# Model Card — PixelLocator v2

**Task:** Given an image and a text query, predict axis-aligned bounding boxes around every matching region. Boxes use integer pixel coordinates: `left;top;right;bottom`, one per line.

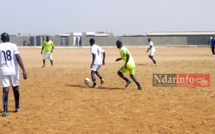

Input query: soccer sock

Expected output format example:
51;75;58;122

95;71;103;80
2;91;8;112
13;90;20;109
136;82;141;87
93;80;96;86
153;59;156;64
124;77;130;82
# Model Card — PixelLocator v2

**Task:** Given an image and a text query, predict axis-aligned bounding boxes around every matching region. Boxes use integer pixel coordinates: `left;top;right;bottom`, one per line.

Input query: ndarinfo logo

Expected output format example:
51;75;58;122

153;74;210;87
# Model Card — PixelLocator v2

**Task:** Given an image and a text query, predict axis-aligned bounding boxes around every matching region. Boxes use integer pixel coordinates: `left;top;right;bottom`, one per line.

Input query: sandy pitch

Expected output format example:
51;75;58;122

0;47;215;134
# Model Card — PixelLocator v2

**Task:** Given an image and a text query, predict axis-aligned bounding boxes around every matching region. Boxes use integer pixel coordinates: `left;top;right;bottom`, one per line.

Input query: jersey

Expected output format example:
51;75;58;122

149;41;155;53
120;46;135;69
211;39;215;47
43;40;54;53
0;42;19;75
90;44;104;65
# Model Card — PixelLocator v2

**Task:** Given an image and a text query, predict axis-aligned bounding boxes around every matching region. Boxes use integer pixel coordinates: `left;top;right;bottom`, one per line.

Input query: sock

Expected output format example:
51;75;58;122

153;59;156;64
96;71;103;80
93;80;96;86
13;90;20;109
124;77;129;82
2;91;8;112
136;82;141;87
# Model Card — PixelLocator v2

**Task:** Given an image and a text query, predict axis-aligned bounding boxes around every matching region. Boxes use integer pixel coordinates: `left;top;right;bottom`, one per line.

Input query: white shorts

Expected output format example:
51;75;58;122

91;65;102;72
150;50;155;56
1;74;19;88
43;53;53;60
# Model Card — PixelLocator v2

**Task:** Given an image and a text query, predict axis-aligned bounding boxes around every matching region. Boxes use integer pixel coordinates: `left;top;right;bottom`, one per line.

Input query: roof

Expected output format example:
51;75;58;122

147;31;215;36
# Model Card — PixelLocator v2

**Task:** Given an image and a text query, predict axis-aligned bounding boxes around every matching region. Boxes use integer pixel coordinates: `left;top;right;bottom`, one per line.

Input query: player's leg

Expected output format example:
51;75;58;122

149;55;156;65
95;65;104;84
91;71;97;88
42;56;46;68
49;53;54;68
42;60;45;67
11;74;21;112
91;65;98;88
130;74;142;90
12;86;20;112
212;46;215;55
50;60;53;68
1;75;11;116
117;66;131;87
2;87;9;116
129;69;142;90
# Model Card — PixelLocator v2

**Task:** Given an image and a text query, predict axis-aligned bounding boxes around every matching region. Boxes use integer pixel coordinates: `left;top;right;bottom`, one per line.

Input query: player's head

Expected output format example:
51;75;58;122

116;40;122;49
89;38;95;46
46;36;49;41
1;32;10;42
148;38;151;42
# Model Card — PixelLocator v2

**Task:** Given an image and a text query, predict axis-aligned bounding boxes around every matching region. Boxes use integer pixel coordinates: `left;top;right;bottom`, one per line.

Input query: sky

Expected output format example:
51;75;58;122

0;0;215;36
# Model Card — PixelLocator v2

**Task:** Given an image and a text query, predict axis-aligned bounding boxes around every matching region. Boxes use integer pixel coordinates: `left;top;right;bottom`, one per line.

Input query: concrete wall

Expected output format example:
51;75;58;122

0;34;212;46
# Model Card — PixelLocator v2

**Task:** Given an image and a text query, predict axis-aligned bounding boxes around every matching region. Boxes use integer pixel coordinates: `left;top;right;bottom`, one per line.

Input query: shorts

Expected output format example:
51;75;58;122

119;65;135;75
1;74;19;88
91;64;102;72
150;50;155;56
43;53;53;60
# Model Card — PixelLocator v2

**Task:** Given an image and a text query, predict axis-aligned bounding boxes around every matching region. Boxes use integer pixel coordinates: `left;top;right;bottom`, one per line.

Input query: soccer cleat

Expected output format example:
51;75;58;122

154;64;157;66
125;80;131;88
14;107;21;112
138;86;142;90
91;85;97;88
41;65;45;68
2;111;8;117
101;79;104;84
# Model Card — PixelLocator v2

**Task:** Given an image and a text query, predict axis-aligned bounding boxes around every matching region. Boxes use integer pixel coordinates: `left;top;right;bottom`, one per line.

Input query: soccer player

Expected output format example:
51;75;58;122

115;40;142;90
41;36;54;68
89;38;105;88
146;38;157;66
211;37;215;56
0;33;27;117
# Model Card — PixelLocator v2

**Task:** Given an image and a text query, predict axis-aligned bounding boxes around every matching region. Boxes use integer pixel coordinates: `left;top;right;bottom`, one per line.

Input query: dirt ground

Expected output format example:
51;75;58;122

0;47;215;134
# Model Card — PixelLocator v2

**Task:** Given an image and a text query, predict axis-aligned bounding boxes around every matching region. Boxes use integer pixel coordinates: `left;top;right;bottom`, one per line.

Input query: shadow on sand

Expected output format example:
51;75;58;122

66;84;124;90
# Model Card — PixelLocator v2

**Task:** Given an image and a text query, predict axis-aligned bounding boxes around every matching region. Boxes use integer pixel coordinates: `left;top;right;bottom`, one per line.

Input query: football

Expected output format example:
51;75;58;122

84;78;91;85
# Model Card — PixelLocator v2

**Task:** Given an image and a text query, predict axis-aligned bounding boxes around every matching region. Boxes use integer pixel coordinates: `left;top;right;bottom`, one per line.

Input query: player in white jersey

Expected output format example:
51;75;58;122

0;33;27;117
146;38;157;66
89;38;105;88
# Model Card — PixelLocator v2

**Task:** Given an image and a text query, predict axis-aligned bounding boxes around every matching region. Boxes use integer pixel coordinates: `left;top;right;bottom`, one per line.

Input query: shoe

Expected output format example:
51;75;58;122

138;86;142;90
2;111;8;117
154;64;157;66
101;79;104;84
125;80;131;88
91;85;97;88
14;107;21;112
41;65;45;68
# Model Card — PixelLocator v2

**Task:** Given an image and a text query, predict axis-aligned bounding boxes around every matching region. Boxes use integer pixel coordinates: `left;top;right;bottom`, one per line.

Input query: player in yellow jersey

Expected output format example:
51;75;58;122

41;36;54;68
115;40;142;90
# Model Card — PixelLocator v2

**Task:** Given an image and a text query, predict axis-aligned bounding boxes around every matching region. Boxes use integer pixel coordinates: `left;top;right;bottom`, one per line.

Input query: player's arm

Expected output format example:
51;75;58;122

125;53;130;69
102;52;105;65
115;58;122;61
41;46;44;54
91;53;96;68
15;54;27;80
146;45;152;52
51;46;54;53
51;42;54;53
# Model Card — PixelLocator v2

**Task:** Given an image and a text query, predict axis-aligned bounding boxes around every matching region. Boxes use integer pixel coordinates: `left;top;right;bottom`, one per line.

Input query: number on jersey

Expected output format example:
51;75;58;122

2;50;12;61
